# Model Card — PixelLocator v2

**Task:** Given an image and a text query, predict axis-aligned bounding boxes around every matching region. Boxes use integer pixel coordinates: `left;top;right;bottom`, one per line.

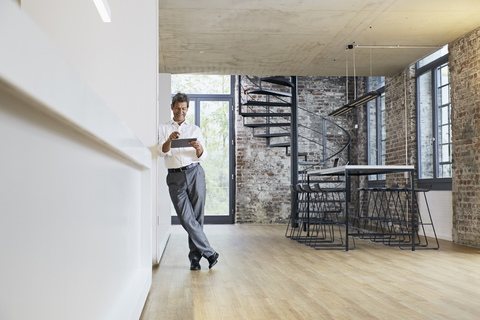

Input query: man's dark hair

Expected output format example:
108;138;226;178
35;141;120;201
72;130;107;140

171;92;189;108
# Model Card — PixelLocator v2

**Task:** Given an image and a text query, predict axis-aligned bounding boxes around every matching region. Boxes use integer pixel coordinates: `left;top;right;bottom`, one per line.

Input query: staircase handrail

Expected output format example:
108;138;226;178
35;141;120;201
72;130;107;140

241;76;291;104
323;117;351;163
296;105;351;167
239;75;351;169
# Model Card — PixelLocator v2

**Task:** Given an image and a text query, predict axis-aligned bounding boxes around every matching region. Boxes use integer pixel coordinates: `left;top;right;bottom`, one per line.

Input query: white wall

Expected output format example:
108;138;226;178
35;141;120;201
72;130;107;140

418;191;453;241
0;87;151;320
155;73;173;263
0;0;158;319
21;0;158;146
19;0;170;261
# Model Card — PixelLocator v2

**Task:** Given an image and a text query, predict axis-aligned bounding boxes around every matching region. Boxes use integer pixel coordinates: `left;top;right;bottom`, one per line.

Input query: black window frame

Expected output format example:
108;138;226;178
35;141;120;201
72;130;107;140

416;54;452;190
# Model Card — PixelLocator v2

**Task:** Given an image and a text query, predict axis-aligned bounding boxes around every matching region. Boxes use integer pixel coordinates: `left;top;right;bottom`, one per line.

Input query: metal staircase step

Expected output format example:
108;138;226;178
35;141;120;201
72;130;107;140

242;101;292;107
253;133;290;138
260;77;295;88
239;112;291;117
297;178;345;184
247;89;292;98
310;179;346;184
243;122;291;128
268;142;290;148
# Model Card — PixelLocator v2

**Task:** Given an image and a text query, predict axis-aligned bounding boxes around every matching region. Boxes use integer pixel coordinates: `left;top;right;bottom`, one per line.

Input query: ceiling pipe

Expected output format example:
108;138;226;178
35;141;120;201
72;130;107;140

348;44;442;49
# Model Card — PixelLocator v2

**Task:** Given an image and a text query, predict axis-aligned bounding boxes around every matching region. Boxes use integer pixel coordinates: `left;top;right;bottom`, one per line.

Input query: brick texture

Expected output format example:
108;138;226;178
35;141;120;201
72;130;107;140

235;76;355;223
450;27;480;247
233;29;480;245
384;66;418;187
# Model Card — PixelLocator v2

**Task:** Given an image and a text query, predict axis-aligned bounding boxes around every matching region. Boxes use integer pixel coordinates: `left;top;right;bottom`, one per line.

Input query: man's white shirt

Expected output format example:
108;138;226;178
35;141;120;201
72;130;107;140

158;119;207;169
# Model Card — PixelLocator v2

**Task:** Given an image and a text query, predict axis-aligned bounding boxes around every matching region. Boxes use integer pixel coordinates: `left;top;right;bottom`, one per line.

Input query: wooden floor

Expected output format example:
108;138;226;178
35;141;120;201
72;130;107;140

140;225;480;320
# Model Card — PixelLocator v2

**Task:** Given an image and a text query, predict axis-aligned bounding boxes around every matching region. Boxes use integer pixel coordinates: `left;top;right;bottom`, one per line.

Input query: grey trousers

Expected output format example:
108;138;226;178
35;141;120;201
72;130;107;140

167;164;215;261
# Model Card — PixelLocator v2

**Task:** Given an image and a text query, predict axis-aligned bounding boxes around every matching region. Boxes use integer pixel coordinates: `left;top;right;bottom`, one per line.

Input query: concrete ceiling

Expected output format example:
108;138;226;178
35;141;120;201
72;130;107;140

158;0;480;76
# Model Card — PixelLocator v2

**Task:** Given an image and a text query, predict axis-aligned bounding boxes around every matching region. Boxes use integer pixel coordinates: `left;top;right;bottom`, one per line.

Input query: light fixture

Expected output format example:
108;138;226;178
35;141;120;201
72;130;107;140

328;91;381;116
93;0;111;23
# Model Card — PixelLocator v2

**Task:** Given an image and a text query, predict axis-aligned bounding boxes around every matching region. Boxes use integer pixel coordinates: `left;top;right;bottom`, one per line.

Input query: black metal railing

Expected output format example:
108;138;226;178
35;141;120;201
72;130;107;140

238;75;351;219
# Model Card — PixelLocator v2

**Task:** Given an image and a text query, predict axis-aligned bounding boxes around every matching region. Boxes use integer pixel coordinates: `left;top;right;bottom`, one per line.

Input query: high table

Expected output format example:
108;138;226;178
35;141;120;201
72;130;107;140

307;165;416;251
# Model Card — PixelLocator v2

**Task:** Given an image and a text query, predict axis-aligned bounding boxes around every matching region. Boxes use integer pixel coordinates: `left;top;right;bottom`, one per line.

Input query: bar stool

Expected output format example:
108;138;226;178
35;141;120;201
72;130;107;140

307;183;347;249
400;185;440;250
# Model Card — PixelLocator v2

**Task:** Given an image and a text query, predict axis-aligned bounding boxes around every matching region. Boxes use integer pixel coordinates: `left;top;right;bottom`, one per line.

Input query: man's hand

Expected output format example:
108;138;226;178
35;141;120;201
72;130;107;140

162;131;181;153
189;140;204;158
168;131;180;141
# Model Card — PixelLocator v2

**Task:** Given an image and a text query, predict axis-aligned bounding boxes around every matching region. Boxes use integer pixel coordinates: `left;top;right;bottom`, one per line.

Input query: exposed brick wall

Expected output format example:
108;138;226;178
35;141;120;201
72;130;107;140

235;76;354;224
384;66;417;187
449;27;480;247
234;29;480;244
353;78;367;167
297;76;355;167
351;79;368;203
234;70;425;226
235;76;291;224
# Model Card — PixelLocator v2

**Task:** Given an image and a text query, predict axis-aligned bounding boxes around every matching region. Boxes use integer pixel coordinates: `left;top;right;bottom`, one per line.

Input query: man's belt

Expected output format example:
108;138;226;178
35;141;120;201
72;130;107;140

168;162;199;173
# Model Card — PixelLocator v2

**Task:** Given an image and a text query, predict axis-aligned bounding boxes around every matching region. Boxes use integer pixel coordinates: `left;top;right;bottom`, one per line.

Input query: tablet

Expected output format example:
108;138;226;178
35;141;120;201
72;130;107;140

171;138;197;148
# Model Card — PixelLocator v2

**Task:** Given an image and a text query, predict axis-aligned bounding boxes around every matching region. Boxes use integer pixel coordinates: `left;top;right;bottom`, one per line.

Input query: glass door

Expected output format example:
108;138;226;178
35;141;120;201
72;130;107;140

199;99;230;218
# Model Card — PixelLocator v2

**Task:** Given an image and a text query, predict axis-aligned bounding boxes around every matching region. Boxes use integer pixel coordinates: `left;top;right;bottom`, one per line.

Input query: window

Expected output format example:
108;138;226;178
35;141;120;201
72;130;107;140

367;77;386;182
416;46;451;189
171;74;232;95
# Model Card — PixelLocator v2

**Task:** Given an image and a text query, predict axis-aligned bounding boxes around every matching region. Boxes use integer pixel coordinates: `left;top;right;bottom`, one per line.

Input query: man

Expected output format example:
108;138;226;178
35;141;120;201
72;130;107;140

158;92;219;270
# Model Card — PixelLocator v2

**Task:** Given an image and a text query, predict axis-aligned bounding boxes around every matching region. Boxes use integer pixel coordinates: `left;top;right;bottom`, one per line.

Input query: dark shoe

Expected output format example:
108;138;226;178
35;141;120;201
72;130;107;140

206;253;219;269
190;259;201;271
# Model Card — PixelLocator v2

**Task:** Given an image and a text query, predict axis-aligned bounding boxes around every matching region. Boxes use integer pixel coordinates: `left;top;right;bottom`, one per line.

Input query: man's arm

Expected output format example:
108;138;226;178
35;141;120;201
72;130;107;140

191;126;207;161
162;138;172;153
189;140;204;158
159;130;181;155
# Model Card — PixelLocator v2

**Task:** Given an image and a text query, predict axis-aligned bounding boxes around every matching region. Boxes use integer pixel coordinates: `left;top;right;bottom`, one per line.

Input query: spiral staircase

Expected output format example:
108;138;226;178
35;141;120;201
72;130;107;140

237;75;351;218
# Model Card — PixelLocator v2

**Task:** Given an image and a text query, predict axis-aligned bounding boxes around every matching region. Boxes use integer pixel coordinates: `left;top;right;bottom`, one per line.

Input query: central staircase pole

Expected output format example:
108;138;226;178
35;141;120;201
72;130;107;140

290;76;298;219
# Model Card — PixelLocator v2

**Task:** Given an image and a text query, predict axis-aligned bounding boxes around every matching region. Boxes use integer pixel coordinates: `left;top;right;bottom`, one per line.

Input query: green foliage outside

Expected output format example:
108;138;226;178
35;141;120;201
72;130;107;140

200;101;229;215
172;74;231;95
